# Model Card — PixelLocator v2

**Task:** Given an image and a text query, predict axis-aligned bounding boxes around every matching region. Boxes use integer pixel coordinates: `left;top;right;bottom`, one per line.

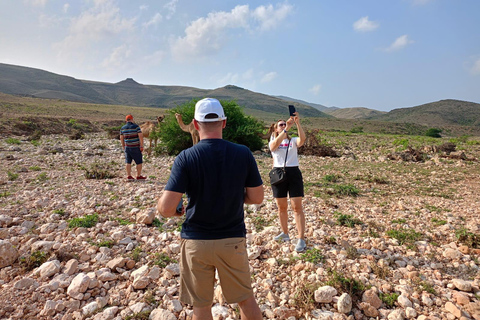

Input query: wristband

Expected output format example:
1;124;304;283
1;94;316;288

283;129;287;134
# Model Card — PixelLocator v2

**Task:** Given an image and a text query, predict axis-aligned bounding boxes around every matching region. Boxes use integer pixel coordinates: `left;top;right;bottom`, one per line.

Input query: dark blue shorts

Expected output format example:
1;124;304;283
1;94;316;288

271;166;304;198
125;147;143;164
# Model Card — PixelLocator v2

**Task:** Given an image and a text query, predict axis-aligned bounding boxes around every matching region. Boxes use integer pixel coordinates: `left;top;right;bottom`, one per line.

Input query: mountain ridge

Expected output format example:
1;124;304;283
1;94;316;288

0;63;329;118
1;63;480;130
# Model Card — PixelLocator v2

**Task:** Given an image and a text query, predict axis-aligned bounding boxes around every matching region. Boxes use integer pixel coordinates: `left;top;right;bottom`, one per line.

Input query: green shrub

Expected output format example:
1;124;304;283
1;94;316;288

7;171;19;181
300;248;324;264
68;214;98;229
386;228;422;246
130;247;143;262
53;208;66;216
350;126;363;133
157;99;265;155
392;138;409;150
323;174;340;183
324;268;365;298
334;211;363;227
431;218;447;226
93;239;115;248
6;138;21;145
293;282;321;312
83;163;115;179
251;215;274;232
455;227;480;248
29;166;42;171
332;184;360;197
19;251;48;271
380;292;399;307
153;252;177;268
37;172;48;181
425;128;442;138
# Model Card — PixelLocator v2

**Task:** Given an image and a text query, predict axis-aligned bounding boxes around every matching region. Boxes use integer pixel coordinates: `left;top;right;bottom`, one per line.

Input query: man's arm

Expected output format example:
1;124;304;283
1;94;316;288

244;185;264;205
138;132;144;152
120;134;125;149
157;190;184;218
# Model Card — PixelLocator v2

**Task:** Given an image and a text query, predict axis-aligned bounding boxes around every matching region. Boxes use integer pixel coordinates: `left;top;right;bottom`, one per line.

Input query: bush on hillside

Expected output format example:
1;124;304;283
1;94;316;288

425;128;442;138
156;99;265;155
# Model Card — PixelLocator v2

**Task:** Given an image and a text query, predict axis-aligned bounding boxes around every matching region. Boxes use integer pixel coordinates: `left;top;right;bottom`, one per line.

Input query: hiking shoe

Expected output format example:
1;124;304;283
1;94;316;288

127;176;135;181
295;238;307;252
274;233;290;242
136;176;147;180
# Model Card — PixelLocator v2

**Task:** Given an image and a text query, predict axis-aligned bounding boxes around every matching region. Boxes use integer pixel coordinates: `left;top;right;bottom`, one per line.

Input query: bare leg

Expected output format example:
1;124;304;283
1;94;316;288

274;197;289;234
238;295;262;320
192;306;213;320
136;163;143;177
290;197;305;239
126;163;132;177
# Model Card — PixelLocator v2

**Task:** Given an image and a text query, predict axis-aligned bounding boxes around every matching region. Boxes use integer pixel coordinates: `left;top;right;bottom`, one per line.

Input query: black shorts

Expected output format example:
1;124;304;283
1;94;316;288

271;166;304;198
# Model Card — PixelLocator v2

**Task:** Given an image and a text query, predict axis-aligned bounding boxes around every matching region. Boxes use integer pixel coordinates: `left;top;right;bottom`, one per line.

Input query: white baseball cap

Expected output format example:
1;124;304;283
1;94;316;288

194;98;227;122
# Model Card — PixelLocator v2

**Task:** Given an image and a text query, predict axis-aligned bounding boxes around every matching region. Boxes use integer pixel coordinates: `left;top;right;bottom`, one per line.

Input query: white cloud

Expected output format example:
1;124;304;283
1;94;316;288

309;84;322;95
384;34;414;52
261;72;277;83
101;44;132;70
63;4;70;13
55;0;136;59
143;13;162;29
471;58;480;75
252;3;294;31
164;0;178;20
171;3;293;61
353;16;379;32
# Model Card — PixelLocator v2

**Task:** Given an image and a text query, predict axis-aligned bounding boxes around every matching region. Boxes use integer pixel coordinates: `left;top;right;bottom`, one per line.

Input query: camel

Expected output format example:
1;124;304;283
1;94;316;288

140;115;165;154
175;113;200;145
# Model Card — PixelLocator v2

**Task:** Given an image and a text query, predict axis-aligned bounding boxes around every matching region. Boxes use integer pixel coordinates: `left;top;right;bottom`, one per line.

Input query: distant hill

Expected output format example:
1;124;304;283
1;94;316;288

325;107;387;119
275;95;336;112
369;99;480;127
0;63;329;118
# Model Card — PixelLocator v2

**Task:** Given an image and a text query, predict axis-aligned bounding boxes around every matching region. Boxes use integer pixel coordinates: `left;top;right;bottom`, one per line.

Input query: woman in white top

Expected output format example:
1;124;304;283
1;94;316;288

269;112;306;252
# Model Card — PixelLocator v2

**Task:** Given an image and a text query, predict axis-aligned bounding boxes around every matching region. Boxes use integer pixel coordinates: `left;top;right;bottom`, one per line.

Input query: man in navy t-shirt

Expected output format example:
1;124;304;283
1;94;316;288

157;98;264;319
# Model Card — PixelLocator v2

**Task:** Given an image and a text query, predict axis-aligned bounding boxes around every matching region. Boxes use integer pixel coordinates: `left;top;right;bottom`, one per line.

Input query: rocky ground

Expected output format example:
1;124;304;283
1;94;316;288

0;132;479;320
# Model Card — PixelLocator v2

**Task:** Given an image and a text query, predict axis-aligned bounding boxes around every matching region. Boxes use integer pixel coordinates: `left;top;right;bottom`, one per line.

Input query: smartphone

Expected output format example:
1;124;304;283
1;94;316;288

288;105;296;117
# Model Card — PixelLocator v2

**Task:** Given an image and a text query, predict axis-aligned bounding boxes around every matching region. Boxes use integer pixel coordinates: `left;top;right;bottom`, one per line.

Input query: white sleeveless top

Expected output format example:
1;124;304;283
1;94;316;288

269;136;299;167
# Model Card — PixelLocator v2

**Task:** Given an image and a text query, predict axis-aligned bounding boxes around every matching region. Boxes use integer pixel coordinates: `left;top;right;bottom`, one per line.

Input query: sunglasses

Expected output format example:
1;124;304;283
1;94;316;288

278;123;286;127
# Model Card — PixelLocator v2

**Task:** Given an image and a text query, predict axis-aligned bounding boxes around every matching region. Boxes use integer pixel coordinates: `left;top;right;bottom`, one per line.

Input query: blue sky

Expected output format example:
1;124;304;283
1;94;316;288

1;0;479;111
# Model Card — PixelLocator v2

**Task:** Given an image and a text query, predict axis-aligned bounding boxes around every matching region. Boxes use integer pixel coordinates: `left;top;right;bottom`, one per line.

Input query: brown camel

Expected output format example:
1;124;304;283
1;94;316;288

175;113;200;145
140;115;165;153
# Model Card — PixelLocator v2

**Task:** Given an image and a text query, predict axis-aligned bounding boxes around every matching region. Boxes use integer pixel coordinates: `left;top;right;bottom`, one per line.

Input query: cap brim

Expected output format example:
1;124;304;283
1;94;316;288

195;117;227;122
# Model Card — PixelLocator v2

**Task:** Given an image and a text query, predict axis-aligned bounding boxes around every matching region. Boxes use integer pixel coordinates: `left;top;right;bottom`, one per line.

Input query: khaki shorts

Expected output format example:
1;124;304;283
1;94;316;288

179;237;253;307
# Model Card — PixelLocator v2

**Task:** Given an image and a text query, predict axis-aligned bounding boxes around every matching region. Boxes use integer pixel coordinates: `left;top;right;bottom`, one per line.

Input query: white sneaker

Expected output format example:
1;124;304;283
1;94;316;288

295;238;306;252
274;233;290;242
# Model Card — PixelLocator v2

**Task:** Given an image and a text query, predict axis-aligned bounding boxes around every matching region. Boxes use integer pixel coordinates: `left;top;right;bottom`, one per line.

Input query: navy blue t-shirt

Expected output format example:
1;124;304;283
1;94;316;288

165;139;263;240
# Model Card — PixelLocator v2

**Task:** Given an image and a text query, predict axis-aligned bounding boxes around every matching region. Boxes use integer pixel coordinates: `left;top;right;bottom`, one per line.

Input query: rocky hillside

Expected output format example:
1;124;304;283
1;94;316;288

0;131;479;320
369;100;480;127
323;107;387;119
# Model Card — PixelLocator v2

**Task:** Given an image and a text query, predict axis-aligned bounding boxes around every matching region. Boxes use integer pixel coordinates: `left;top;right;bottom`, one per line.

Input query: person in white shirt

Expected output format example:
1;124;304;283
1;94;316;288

268;112;307;252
